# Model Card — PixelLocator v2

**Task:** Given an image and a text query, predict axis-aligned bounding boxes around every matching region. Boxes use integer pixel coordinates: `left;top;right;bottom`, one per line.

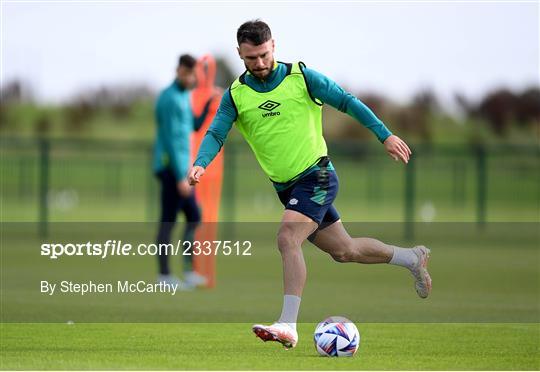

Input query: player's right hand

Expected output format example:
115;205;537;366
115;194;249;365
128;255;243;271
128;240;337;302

188;166;205;185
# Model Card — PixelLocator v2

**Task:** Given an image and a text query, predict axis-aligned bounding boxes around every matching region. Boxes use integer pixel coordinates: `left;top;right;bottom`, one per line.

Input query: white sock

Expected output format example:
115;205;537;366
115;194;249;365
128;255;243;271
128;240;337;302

278;295;301;330
389;246;418;269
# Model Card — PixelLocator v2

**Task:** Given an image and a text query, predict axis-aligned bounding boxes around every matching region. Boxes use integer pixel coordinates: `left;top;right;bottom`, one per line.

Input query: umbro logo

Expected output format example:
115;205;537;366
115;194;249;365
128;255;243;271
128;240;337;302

258;100;281;111
259;100;281;118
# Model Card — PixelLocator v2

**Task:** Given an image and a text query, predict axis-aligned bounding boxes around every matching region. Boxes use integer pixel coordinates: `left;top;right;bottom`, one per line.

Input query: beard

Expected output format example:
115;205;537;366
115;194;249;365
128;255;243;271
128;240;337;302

245;58;274;79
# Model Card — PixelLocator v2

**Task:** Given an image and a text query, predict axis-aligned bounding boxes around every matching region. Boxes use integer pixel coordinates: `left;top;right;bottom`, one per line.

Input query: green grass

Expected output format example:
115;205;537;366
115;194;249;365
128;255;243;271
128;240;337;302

1;323;538;370
1;135;539;369
2;223;538;323
1;222;539;369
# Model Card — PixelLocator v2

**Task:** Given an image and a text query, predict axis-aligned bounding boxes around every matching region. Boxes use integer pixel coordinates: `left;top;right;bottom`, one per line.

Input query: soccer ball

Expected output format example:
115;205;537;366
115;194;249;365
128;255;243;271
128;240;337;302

314;316;360;357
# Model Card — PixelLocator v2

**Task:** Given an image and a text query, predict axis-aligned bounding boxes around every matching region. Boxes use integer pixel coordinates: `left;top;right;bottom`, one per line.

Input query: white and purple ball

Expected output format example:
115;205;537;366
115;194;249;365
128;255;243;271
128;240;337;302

314;316;360;357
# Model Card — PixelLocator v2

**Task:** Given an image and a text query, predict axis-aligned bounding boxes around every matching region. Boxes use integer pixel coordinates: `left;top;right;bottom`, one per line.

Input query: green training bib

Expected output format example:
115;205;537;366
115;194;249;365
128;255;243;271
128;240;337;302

230;62;327;183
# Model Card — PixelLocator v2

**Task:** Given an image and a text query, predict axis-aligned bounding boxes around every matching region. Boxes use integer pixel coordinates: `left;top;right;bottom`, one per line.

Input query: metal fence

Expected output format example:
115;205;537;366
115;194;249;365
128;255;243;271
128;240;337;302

1;137;538;237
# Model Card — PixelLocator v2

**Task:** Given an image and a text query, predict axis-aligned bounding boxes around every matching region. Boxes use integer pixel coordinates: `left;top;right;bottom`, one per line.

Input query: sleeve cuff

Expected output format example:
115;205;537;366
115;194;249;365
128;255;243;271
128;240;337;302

379;130;393;143
193;160;207;169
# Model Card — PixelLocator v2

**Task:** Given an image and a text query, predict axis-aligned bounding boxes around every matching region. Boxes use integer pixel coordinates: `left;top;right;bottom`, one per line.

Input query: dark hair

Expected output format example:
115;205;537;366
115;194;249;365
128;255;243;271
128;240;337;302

178;54;196;69
237;19;272;46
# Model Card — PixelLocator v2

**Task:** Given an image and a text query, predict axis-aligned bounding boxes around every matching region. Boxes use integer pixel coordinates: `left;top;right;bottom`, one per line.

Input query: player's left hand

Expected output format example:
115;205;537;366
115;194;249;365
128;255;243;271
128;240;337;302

188;166;206;185
384;135;412;164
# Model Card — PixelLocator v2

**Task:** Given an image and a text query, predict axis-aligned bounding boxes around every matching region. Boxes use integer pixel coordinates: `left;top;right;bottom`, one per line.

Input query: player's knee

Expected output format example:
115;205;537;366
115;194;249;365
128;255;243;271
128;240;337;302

329;241;355;263
277;233;294;253
277;226;299;253
186;207;201;225
330;250;352;263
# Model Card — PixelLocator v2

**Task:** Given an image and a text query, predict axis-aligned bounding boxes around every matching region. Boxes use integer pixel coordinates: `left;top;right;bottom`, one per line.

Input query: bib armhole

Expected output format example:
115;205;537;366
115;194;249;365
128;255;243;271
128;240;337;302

298;61;323;106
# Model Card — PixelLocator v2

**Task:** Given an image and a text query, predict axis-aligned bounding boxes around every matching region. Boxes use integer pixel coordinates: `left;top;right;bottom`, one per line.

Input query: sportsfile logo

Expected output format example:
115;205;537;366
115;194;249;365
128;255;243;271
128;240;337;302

258;100;281;117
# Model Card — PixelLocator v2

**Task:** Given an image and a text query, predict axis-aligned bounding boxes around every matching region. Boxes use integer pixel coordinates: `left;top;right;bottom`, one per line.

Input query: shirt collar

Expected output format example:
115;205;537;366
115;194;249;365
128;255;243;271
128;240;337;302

174;79;187;91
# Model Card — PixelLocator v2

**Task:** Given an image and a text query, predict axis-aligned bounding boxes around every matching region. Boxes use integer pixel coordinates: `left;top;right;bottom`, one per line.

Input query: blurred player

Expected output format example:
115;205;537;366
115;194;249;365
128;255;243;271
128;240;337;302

153;54;214;289
188;21;431;347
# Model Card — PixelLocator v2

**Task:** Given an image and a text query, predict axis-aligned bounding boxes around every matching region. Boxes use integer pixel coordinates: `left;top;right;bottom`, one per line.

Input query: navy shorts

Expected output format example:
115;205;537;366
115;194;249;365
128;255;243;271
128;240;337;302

276;164;340;228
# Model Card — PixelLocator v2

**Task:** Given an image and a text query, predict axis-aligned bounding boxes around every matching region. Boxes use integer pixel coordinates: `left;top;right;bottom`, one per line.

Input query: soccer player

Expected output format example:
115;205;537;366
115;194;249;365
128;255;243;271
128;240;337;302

188;20;431;348
153;54;213;289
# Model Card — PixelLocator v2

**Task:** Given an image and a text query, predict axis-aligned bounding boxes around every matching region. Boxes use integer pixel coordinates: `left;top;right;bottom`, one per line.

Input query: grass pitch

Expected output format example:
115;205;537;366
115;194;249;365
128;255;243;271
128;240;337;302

1;323;538;370
1;223;539;370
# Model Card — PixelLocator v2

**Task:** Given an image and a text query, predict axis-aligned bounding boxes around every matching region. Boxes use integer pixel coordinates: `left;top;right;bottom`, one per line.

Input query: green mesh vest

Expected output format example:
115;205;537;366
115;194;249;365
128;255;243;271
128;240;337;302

230;62;327;183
